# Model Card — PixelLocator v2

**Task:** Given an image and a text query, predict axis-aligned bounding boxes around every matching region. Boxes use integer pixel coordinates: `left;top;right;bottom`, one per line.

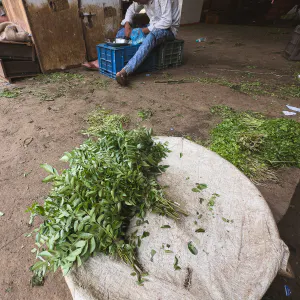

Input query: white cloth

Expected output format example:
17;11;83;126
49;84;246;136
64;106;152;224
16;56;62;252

121;0;180;37
66;137;290;300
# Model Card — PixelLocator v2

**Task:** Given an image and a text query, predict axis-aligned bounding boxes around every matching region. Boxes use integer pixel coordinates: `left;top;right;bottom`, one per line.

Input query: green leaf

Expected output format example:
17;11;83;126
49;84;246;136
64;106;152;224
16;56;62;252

75;240;86;248
197;184;208;190
42;175;56;183
195;228;205;233
89;237;96;254
174;256;181;270
62;264;72;276
188;241;198;255
74;220;79;232
97;214;105;224
39;251;52;257
130;272;137;276
161;225;171;229
0;211;4;216
77;256;82;267
192;188;200;193
31;261;46;271
66;248;82;262
60;154;71;162
79;232;93;239
165;250;173;254
40;164;58;175
180;153;183;158
150;249;156;262
141;231;150;239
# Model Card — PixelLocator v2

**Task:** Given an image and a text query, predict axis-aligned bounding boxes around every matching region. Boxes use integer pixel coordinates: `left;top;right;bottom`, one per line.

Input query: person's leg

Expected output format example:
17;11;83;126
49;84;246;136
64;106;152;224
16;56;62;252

123;29;174;75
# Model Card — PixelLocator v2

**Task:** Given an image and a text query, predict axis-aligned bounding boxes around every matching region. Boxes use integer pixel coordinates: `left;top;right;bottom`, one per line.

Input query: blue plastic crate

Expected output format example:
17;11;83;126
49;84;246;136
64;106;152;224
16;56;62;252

97;43;157;79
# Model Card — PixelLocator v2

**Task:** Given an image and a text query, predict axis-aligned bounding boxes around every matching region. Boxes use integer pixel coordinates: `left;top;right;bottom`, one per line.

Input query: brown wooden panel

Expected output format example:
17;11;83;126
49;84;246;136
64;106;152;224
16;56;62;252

0;42;35;61
24;1;86;72
0;59;40;82
2;60;40;76
80;0;121;60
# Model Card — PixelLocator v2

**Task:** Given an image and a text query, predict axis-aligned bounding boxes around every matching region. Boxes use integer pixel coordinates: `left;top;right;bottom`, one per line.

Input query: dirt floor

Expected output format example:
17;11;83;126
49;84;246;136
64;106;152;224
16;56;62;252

0;24;300;300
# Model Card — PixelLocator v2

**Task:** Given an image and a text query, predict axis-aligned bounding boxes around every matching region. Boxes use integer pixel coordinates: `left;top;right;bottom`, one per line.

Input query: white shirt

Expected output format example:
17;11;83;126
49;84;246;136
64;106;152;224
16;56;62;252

121;0;180;37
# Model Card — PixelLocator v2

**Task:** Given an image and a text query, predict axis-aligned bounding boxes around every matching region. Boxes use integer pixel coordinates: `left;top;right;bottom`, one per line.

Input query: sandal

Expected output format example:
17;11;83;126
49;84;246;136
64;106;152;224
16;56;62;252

116;69;128;86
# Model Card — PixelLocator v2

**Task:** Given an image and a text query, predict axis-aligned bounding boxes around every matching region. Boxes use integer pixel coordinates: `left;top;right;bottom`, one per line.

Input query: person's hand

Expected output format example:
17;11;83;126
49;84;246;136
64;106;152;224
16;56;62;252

124;22;132;38
141;27;150;35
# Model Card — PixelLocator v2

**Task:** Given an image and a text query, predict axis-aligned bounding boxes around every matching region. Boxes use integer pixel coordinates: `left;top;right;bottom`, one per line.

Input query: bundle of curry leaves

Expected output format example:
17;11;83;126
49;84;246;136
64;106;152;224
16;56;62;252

27;126;182;283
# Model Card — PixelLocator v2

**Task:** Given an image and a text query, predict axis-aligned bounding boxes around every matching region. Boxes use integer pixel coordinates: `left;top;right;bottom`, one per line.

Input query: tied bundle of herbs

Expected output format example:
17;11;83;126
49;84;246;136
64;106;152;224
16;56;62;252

27;126;182;283
210;106;300;183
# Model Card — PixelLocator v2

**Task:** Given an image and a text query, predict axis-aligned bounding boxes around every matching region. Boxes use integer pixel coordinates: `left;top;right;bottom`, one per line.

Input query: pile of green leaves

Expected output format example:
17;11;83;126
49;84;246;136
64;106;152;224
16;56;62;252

209;106;300;183
83;108;130;136
27;127;182;282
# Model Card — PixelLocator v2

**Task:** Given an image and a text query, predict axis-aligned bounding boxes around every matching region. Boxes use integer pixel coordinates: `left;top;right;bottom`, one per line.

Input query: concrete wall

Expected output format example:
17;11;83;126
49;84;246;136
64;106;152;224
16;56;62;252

180;0;204;25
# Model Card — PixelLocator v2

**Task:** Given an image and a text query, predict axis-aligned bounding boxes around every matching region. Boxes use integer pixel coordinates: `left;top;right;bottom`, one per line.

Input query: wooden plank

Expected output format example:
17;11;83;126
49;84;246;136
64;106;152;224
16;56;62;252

0;42;35;61
2;0;31;32
0;59;40;80
23;0;86;72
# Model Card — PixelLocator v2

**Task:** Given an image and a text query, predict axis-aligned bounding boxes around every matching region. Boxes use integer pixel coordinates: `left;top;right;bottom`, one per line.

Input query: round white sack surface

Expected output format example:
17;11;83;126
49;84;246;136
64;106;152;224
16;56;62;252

66;137;289;300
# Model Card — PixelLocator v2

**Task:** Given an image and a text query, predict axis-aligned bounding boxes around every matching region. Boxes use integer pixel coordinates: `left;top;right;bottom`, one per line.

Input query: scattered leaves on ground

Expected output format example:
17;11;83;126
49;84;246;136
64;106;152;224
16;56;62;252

150;249;156;262
0;89;20;98
188;242;198;255
165;250;173;254
174;256;181;270
161;225;171;228
192;183;208;193
138;109;153;121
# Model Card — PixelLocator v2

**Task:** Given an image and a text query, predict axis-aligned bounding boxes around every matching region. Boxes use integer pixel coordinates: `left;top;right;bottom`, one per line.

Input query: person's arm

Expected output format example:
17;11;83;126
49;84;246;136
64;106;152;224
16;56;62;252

148;0;172;32
121;3;144;26
121;3;144;37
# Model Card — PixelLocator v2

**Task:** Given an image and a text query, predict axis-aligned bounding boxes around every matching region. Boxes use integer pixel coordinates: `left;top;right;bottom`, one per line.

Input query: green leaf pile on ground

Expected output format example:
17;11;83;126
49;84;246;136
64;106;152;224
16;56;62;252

27;121;183;284
209;106;300;183
83;108;130;136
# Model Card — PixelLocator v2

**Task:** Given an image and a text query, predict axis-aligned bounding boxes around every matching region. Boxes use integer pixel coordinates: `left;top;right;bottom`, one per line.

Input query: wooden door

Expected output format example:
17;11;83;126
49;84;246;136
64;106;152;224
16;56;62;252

22;0;87;72
79;0;122;60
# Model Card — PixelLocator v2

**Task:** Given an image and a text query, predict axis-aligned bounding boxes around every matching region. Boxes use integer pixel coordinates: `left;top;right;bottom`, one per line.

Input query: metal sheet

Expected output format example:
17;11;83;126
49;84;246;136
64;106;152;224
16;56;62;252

80;0;121;60
24;0;86;72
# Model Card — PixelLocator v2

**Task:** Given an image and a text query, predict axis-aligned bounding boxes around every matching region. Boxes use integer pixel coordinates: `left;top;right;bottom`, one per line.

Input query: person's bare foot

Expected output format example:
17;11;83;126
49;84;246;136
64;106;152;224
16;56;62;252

82;60;99;70
116;69;128;86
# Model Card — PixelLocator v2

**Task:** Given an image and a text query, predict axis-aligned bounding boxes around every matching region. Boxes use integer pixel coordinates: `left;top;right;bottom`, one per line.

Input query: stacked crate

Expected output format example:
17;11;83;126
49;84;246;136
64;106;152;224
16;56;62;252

97;40;184;79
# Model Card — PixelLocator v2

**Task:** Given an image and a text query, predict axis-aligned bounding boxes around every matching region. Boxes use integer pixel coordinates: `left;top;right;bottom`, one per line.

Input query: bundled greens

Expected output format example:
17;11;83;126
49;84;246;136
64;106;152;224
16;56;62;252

27;127;182;282
210;106;300;182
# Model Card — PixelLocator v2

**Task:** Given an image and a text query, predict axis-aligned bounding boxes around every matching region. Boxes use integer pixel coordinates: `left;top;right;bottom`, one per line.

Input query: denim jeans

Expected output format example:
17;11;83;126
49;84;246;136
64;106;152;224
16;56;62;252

116;26;175;75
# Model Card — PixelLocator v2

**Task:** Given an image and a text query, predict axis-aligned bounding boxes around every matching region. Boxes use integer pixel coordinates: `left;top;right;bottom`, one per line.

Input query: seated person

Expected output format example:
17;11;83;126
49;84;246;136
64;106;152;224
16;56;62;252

116;0;181;85
84;0;180;86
